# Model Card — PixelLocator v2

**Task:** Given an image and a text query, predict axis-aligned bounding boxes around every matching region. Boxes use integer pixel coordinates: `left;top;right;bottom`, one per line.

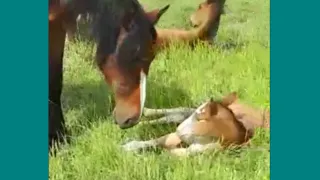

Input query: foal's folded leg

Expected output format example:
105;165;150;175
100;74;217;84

122;132;182;152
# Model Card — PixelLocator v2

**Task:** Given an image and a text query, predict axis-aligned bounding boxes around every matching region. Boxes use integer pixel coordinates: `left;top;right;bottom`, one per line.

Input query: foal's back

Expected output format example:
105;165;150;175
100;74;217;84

228;101;270;131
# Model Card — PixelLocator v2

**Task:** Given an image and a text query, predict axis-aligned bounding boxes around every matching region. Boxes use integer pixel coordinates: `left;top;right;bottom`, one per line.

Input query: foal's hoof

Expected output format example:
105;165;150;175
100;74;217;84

122;141;145;152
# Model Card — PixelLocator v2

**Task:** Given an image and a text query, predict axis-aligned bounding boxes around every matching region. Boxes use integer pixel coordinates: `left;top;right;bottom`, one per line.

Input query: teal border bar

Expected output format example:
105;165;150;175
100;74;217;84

0;0;48;179
271;0;320;179
1;0;320;179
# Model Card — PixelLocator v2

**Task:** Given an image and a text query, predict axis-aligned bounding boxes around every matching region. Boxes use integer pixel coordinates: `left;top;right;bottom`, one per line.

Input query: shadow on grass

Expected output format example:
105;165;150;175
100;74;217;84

61;76;193;140
214;40;247;50
134;78;195;141
61;78;113;136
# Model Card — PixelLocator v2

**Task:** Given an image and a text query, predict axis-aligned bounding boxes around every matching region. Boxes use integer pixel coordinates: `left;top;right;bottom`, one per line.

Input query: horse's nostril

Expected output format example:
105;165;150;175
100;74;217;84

119;116;139;129
124;118;134;125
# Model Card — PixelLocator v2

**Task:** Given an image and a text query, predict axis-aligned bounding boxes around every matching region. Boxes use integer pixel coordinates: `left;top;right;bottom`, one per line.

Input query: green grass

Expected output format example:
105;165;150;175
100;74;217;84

49;0;270;179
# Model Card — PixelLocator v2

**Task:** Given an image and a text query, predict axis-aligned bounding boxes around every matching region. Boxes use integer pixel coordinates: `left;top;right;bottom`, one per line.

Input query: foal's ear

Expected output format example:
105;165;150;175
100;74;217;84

206;0;215;3
208;98;218;116
145;4;170;25
220;92;238;107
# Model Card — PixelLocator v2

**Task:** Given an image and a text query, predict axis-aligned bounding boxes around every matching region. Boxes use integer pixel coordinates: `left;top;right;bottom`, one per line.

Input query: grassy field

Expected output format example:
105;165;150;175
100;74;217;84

49;0;270;179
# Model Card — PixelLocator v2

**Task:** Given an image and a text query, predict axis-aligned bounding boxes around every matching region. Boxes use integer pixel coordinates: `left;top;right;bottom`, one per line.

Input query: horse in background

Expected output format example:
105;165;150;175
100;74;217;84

189;0;226;42
69;0;227;51
49;0;169;149
141;0;226;51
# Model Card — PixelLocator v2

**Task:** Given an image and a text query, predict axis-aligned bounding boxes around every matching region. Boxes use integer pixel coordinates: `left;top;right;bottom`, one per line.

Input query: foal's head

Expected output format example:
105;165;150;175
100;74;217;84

196;92;238;123
195;92;252;145
190;0;226;40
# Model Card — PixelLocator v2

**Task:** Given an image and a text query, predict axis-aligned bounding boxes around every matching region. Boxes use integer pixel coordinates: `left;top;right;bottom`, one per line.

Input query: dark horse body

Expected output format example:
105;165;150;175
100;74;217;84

49;0;69;148
49;0;169;148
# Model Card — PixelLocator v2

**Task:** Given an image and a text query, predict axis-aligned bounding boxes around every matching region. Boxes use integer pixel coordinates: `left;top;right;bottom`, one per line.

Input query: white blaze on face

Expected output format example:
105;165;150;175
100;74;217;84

139;70;147;118
176;101;210;145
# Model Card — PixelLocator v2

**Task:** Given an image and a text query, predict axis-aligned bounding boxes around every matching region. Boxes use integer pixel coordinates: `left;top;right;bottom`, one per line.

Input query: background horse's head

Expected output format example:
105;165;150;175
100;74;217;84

51;0;169;129
189;0;226;41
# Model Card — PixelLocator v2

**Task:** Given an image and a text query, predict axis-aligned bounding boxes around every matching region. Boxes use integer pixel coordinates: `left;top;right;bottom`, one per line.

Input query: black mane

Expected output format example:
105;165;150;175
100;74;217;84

64;0;154;66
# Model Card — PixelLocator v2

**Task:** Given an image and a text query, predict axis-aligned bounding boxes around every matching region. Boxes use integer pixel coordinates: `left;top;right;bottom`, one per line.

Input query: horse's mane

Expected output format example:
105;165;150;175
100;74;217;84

63;0;155;66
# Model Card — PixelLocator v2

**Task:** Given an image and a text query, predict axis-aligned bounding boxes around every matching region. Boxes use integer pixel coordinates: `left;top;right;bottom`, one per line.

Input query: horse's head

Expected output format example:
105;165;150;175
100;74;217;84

49;0;170;129
189;0;226;40
97;3;170;129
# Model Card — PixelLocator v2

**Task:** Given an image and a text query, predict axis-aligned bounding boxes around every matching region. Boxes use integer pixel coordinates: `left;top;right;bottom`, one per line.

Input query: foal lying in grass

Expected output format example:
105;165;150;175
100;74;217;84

122;92;269;156
143;0;226;51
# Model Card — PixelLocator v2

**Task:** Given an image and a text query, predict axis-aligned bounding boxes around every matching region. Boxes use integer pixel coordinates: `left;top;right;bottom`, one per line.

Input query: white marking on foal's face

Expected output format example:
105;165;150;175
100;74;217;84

199;108;206;113
139;71;147;118
195;102;208;115
176;101;211;145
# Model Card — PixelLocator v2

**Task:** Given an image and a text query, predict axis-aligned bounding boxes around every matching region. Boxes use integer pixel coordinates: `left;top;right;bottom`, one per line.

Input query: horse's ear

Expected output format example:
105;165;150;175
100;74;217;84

206;0;226;6
49;0;71;21
142;5;148;11
145;4;170;25
49;5;66;21
205;98;217;116
209;101;218;116
220;92;238;106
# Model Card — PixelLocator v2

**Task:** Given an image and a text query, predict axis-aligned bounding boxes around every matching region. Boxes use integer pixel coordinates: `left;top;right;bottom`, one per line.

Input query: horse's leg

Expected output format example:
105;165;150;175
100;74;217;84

49;16;68;150
143;107;195;117
140;113;191;125
142;107;195;124
122;132;182;152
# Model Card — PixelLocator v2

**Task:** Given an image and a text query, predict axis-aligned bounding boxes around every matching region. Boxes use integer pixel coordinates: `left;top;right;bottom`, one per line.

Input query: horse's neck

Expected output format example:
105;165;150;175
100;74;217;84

153;9;218;48
155;28;199;48
193;9;217;39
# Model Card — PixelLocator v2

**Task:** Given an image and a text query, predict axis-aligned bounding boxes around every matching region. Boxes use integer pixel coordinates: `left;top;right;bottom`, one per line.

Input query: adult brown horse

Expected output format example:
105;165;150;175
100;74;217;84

147;0;226;50
49;0;169;148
